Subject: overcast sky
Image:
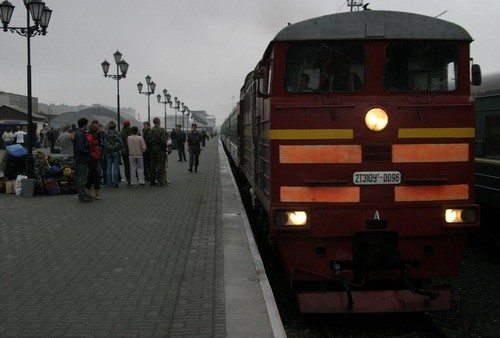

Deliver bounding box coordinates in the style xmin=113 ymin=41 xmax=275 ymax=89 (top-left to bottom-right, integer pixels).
xmin=1 ymin=0 xmax=499 ymax=125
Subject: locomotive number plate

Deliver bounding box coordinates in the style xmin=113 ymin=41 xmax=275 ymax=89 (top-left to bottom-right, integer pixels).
xmin=353 ymin=171 xmax=401 ymax=185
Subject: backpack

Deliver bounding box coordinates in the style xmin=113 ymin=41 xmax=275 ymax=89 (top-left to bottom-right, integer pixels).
xmin=105 ymin=131 xmax=122 ymax=152
xmin=45 ymin=178 xmax=60 ymax=195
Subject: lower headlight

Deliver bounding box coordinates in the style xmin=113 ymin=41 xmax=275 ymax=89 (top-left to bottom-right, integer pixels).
xmin=275 ymin=211 xmax=308 ymax=226
xmin=445 ymin=208 xmax=477 ymax=224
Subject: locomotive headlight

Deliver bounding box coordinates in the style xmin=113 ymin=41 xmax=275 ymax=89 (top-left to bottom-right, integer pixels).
xmin=445 ymin=208 xmax=477 ymax=224
xmin=365 ymin=108 xmax=389 ymax=132
xmin=275 ymin=211 xmax=308 ymax=227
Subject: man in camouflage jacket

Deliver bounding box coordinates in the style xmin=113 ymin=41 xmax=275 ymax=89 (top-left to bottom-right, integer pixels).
xmin=148 ymin=117 xmax=167 ymax=186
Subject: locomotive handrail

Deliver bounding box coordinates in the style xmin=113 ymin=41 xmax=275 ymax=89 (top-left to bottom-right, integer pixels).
xmin=475 ymin=173 xmax=500 ymax=180
xmin=304 ymin=180 xmax=349 ymax=187
xmin=474 ymin=184 xmax=500 ymax=192
xmin=403 ymin=178 xmax=448 ymax=186
xmin=275 ymin=104 xmax=355 ymax=109
xmin=475 ymin=157 xmax=500 ymax=165
xmin=397 ymin=103 xmax=472 ymax=109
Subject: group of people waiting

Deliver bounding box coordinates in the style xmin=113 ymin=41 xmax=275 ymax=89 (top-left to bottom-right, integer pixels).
xmin=73 ymin=117 xmax=207 ymax=203
xmin=2 ymin=126 xmax=28 ymax=147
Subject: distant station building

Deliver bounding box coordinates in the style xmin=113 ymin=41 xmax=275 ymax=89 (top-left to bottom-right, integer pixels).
xmin=0 ymin=91 xmax=48 ymax=148
xmin=0 ymin=91 xmax=39 ymax=112
xmin=49 ymin=106 xmax=140 ymax=129
xmin=191 ymin=110 xmax=216 ymax=135
xmin=39 ymin=103 xmax=138 ymax=129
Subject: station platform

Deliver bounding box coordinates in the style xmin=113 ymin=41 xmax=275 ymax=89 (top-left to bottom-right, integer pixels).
xmin=0 ymin=137 xmax=286 ymax=337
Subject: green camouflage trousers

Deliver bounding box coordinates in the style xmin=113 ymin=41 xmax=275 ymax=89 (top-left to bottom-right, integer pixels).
xmin=149 ymin=148 xmax=166 ymax=184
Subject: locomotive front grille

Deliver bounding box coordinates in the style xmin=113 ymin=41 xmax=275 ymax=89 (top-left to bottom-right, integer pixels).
xmin=362 ymin=145 xmax=392 ymax=162
xmin=352 ymin=231 xmax=401 ymax=282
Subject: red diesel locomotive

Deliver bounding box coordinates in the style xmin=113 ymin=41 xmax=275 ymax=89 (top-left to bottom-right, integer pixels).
xmin=221 ymin=10 xmax=482 ymax=313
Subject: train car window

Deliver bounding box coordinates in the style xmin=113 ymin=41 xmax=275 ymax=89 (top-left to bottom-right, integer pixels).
xmin=384 ymin=42 xmax=459 ymax=92
xmin=285 ymin=44 xmax=365 ymax=93
xmin=256 ymin=60 xmax=272 ymax=97
xmin=485 ymin=116 xmax=500 ymax=158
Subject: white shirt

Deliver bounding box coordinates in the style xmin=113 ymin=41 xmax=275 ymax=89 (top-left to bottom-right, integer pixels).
xmin=2 ymin=131 xmax=14 ymax=142
xmin=14 ymin=130 xmax=27 ymax=143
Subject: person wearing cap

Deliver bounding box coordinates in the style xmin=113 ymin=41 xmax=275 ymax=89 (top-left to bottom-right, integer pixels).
xmin=120 ymin=120 xmax=132 ymax=185
xmin=187 ymin=122 xmax=202 ymax=172
xmin=176 ymin=124 xmax=187 ymax=162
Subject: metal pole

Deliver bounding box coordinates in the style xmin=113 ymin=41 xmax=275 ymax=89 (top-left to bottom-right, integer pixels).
xmin=147 ymin=84 xmax=151 ymax=124
xmin=164 ymin=103 xmax=167 ymax=132
xmin=25 ymin=7 xmax=34 ymax=178
xmin=116 ymin=62 xmax=121 ymax=131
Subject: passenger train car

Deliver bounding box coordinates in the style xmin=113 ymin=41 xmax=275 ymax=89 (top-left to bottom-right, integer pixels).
xmin=473 ymin=72 xmax=500 ymax=209
xmin=221 ymin=10 xmax=481 ymax=313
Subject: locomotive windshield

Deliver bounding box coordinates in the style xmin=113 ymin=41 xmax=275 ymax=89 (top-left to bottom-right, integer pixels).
xmin=384 ymin=42 xmax=459 ymax=92
xmin=285 ymin=44 xmax=365 ymax=93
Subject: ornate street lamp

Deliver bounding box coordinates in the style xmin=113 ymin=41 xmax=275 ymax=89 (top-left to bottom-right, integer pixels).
xmin=182 ymin=104 xmax=190 ymax=135
xmin=101 ymin=50 xmax=129 ymax=131
xmin=157 ymin=88 xmax=172 ymax=132
xmin=0 ymin=0 xmax=53 ymax=178
xmin=180 ymin=102 xmax=185 ymax=131
xmin=137 ymin=75 xmax=156 ymax=124
xmin=173 ymin=96 xmax=180 ymax=127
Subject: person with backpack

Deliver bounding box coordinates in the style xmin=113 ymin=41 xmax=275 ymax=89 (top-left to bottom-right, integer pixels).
xmin=104 ymin=121 xmax=123 ymax=187
xmin=74 ymin=118 xmax=92 ymax=203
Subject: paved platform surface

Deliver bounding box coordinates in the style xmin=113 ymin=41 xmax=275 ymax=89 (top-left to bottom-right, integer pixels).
xmin=0 ymin=137 xmax=285 ymax=337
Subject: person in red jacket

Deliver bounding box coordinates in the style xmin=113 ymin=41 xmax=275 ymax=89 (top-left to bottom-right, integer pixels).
xmin=85 ymin=121 xmax=102 ymax=200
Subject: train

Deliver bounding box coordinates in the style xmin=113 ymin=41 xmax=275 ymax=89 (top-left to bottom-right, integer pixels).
xmin=473 ymin=72 xmax=500 ymax=209
xmin=221 ymin=10 xmax=482 ymax=313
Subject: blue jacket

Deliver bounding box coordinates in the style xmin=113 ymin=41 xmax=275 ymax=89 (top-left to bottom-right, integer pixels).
xmin=74 ymin=128 xmax=91 ymax=164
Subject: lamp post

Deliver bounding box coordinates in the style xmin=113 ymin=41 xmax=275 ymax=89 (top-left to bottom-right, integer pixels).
xmin=182 ymin=104 xmax=190 ymax=134
xmin=180 ymin=102 xmax=186 ymax=132
xmin=186 ymin=109 xmax=191 ymax=133
xmin=101 ymin=50 xmax=129 ymax=131
xmin=137 ymin=75 xmax=156 ymax=124
xmin=157 ymin=89 xmax=172 ymax=132
xmin=0 ymin=0 xmax=52 ymax=178
xmin=173 ymin=96 xmax=181 ymax=127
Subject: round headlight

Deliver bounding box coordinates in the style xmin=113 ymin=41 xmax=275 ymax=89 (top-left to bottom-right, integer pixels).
xmin=365 ymin=108 xmax=389 ymax=132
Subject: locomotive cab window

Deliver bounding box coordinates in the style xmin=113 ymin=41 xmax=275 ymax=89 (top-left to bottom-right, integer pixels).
xmin=285 ymin=44 xmax=365 ymax=93
xmin=384 ymin=42 xmax=459 ymax=92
